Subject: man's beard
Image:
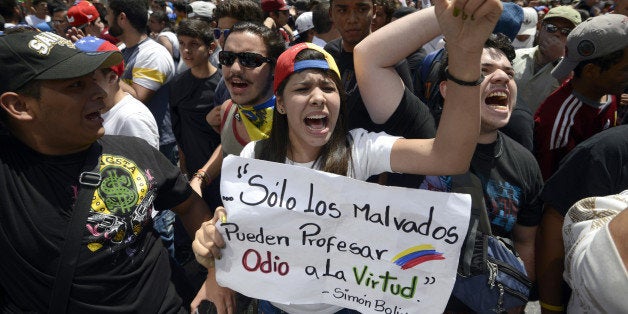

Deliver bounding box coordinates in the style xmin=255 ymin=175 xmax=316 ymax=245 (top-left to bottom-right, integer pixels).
xmin=108 ymin=21 xmax=123 ymax=38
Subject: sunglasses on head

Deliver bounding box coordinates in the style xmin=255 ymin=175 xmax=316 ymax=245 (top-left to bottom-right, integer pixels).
xmin=543 ymin=23 xmax=572 ymax=36
xmin=213 ymin=28 xmax=230 ymax=39
xmin=218 ymin=51 xmax=273 ymax=68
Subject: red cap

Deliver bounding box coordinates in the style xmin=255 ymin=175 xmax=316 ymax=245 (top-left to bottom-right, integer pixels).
xmin=273 ymin=43 xmax=340 ymax=94
xmin=74 ymin=36 xmax=124 ymax=77
xmin=67 ymin=1 xmax=100 ymax=28
xmin=261 ymin=0 xmax=289 ymax=12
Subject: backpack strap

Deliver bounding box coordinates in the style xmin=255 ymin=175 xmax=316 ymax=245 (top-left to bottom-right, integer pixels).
xmin=450 ymin=172 xmax=492 ymax=276
xmin=48 ymin=143 xmax=102 ymax=313
xmin=220 ymin=100 xmax=234 ymax=133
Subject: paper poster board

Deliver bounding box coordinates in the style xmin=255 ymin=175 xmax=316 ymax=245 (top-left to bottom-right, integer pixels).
xmin=215 ymin=155 xmax=471 ymax=313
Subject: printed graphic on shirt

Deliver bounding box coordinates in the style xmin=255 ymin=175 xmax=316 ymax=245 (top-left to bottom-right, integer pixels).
xmin=484 ymin=179 xmax=521 ymax=233
xmin=85 ymin=154 xmax=156 ymax=254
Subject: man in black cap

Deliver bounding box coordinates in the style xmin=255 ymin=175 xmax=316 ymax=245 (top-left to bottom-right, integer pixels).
xmin=0 ymin=30 xmax=211 ymax=312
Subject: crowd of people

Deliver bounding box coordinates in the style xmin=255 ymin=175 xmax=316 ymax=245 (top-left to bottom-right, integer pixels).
xmin=0 ymin=0 xmax=626 ymax=312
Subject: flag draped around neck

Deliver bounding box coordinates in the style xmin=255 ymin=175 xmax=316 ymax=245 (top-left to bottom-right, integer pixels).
xmin=237 ymin=96 xmax=275 ymax=141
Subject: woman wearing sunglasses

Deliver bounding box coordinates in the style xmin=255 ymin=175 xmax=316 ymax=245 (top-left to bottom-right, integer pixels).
xmin=189 ymin=22 xmax=285 ymax=197
xmin=191 ymin=0 xmax=504 ymax=312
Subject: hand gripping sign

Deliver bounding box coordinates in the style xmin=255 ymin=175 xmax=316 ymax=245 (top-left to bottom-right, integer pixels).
xmin=216 ymin=155 xmax=471 ymax=313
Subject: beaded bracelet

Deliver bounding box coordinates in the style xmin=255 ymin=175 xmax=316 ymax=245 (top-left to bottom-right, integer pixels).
xmin=445 ymin=66 xmax=485 ymax=86
xmin=191 ymin=170 xmax=212 ymax=187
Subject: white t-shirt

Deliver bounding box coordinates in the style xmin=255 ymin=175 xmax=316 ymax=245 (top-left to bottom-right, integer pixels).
xmin=158 ymin=30 xmax=180 ymax=61
xmin=240 ymin=128 xmax=399 ymax=313
xmin=563 ymin=190 xmax=628 ymax=313
xmin=102 ymin=94 xmax=160 ymax=149
xmin=25 ymin=14 xmax=50 ymax=27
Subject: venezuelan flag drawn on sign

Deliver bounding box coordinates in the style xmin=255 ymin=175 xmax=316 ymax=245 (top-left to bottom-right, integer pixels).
xmin=392 ymin=244 xmax=445 ymax=270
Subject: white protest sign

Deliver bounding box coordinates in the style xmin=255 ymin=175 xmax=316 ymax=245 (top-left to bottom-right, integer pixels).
xmin=216 ymin=155 xmax=471 ymax=313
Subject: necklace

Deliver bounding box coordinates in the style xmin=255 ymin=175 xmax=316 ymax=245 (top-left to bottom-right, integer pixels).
xmin=475 ymin=133 xmax=504 ymax=160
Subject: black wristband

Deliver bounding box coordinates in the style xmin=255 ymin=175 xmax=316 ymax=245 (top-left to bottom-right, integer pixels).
xmin=445 ymin=67 xmax=484 ymax=86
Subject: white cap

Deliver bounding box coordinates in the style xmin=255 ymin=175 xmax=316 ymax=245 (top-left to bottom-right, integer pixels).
xmin=518 ymin=7 xmax=538 ymax=36
xmin=189 ymin=1 xmax=216 ymax=20
xmin=295 ymin=12 xmax=314 ymax=34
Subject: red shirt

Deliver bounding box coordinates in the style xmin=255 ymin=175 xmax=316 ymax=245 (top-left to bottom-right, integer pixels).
xmin=534 ymin=80 xmax=618 ymax=180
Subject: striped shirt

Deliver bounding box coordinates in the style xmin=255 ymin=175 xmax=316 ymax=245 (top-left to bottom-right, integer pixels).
xmin=534 ymin=80 xmax=618 ymax=180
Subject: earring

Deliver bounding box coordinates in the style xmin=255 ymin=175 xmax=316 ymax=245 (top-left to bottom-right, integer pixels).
xmin=277 ymin=107 xmax=285 ymax=114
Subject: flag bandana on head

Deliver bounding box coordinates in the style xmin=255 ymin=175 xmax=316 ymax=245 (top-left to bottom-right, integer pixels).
xmin=237 ymin=96 xmax=275 ymax=141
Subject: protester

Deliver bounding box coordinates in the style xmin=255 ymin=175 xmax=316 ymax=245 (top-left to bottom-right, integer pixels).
xmin=0 ymin=0 xmax=24 ymax=29
xmin=357 ymin=2 xmax=542 ymax=304
xmin=74 ymin=36 xmax=159 ymax=149
xmin=191 ymin=22 xmax=285 ymax=195
xmin=0 ymin=30 xmax=211 ymax=312
xmin=371 ymin=0 xmax=397 ymax=32
xmin=311 ymin=0 xmax=339 ymax=46
xmin=66 ymin=0 xmax=106 ymax=38
xmin=418 ymin=30 xmax=543 ymax=265
xmin=261 ymin=0 xmax=293 ymax=44
xmin=24 ymin=0 xmax=49 ymax=26
xmin=536 ymin=124 xmax=628 ymax=313
xmin=148 ymin=10 xmax=180 ymax=67
xmin=291 ymin=11 xmax=315 ymax=45
xmin=170 ymin=18 xmax=222 ymax=209
xmin=513 ymin=7 xmax=538 ymax=49
xmin=191 ymin=0 xmax=504 ymax=312
xmin=49 ymin=2 xmax=67 ymax=31
xmin=512 ymin=6 xmax=581 ymax=114
xmin=562 ymin=189 xmax=628 ymax=313
xmin=106 ymin=0 xmax=176 ymax=161
xmin=326 ymin=0 xmax=432 ymax=189
xmin=534 ymin=13 xmax=626 ymax=180
xmin=211 ymin=0 xmax=265 ymax=108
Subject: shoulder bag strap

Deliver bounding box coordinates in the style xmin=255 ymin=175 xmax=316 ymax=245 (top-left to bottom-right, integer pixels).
xmin=48 ymin=143 xmax=102 ymax=314
xmin=451 ymin=171 xmax=493 ymax=275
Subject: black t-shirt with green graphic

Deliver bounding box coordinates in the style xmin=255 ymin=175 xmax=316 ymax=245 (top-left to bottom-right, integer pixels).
xmin=0 ymin=134 xmax=191 ymax=313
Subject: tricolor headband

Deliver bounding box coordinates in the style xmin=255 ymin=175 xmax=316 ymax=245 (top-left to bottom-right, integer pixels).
xmin=273 ymin=42 xmax=341 ymax=94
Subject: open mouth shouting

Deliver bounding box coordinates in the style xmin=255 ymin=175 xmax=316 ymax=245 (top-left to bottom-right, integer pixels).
xmin=304 ymin=113 xmax=329 ymax=134
xmin=484 ymin=90 xmax=509 ymax=111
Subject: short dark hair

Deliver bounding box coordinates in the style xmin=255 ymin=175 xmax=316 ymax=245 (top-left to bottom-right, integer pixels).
xmin=312 ymin=1 xmax=332 ymax=34
xmin=47 ymin=1 xmax=67 ymax=16
xmin=391 ymin=6 xmax=416 ymax=19
xmin=176 ymin=18 xmax=214 ymax=46
xmin=32 ymin=0 xmax=46 ymax=7
xmin=373 ymin=0 xmax=398 ymax=24
xmin=172 ymin=0 xmax=192 ymax=13
xmin=214 ymin=0 xmax=264 ymax=24
xmin=573 ymin=48 xmax=625 ymax=78
xmin=439 ymin=33 xmax=515 ymax=83
xmin=0 ymin=0 xmax=19 ymax=20
xmin=150 ymin=10 xmax=171 ymax=30
xmin=227 ymin=21 xmax=286 ymax=64
xmin=108 ymin=0 xmax=148 ymax=34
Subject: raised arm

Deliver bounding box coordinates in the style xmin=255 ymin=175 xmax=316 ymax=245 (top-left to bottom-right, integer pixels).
xmin=354 ymin=7 xmax=441 ymax=123
xmin=383 ymin=0 xmax=502 ymax=175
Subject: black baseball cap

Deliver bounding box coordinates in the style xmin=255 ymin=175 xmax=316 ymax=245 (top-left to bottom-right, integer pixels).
xmin=0 ymin=31 xmax=123 ymax=94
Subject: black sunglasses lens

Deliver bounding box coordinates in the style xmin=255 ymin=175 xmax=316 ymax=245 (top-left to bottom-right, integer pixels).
xmin=219 ymin=51 xmax=236 ymax=66
xmin=239 ymin=53 xmax=265 ymax=68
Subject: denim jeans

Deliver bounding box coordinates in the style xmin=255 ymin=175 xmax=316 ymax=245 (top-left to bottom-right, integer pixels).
xmin=153 ymin=209 xmax=176 ymax=258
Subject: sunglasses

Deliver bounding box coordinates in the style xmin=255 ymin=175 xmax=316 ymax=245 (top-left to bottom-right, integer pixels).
xmin=543 ymin=23 xmax=572 ymax=36
xmin=218 ymin=51 xmax=273 ymax=68
xmin=213 ymin=28 xmax=230 ymax=39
